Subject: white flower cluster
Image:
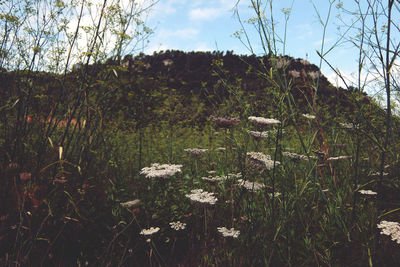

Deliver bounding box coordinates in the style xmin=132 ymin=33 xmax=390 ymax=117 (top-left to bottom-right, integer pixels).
xmin=248 ymin=130 xmax=269 ymax=140
xmin=302 ymin=113 xmax=316 ymax=120
xmin=184 ymin=148 xmax=208 ymax=155
xmin=247 ymin=152 xmax=280 ymax=170
xmin=377 ymin=220 xmax=400 ymax=244
xmin=202 ymin=171 xmax=242 ymax=183
xmin=358 ymin=189 xmax=377 ymax=195
xmin=185 ymin=189 xmax=218 ymax=205
xmin=140 ymin=163 xmax=182 ymax=179
xmin=327 ymin=155 xmax=352 ymax=161
xmin=248 ymin=116 xmax=281 ymax=126
xmin=217 ymin=226 xmax=240 ymax=238
xmin=120 ymin=199 xmax=141 ymax=208
xmin=282 ymin=151 xmax=315 ymax=161
xmin=370 ymin=171 xmax=389 ymax=177
xmin=237 ymin=179 xmax=265 ymax=192
xmin=140 ymin=227 xmax=160 ymax=236
xmin=339 ymin=122 xmax=357 ymax=129
xmin=202 ymin=175 xmax=227 ymax=183
xmin=268 ymin=192 xmax=281 ymax=198
xmin=169 ymin=221 xmax=186 ymax=231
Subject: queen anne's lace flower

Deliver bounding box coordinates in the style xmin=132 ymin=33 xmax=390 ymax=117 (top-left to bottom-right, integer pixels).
xmin=248 ymin=130 xmax=269 ymax=140
xmin=302 ymin=113 xmax=316 ymax=120
xmin=217 ymin=226 xmax=240 ymax=238
xmin=247 ymin=152 xmax=280 ymax=170
xmin=248 ymin=116 xmax=281 ymax=125
xmin=339 ymin=122 xmax=357 ymax=129
xmin=327 ymin=155 xmax=352 ymax=161
xmin=169 ymin=221 xmax=186 ymax=231
xmin=268 ymin=192 xmax=281 ymax=198
xmin=358 ymin=189 xmax=377 ymax=195
xmin=184 ymin=148 xmax=208 ymax=155
xmin=237 ymin=179 xmax=265 ymax=192
xmin=202 ymin=175 xmax=227 ymax=183
xmin=140 ymin=227 xmax=160 ymax=236
xmin=211 ymin=116 xmax=240 ymax=128
xmin=282 ymin=151 xmax=316 ymax=161
xmin=186 ymin=189 xmax=217 ymax=205
xmin=140 ymin=163 xmax=182 ymax=179
xmin=377 ymin=220 xmax=400 ymax=244
xmin=120 ymin=199 xmax=141 ymax=208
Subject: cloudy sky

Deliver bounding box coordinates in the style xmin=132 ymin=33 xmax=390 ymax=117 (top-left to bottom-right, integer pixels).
xmin=143 ymin=0 xmax=366 ymax=88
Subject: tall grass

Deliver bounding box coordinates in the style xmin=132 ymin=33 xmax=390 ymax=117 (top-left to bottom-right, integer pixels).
xmin=1 ymin=0 xmax=400 ymax=266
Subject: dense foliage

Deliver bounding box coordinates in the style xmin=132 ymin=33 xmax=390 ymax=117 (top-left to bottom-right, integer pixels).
xmin=1 ymin=51 xmax=400 ymax=266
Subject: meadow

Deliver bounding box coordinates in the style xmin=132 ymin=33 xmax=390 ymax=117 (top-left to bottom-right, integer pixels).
xmin=1 ymin=0 xmax=400 ymax=266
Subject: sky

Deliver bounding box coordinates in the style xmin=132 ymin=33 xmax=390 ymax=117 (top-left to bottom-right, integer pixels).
xmin=143 ymin=0 xmax=354 ymax=87
xmin=141 ymin=0 xmax=397 ymax=95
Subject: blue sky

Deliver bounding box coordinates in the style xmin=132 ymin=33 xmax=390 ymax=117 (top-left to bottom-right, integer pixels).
xmin=144 ymin=0 xmax=362 ymax=87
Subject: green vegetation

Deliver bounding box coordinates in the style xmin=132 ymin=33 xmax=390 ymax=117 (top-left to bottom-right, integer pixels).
xmin=1 ymin=0 xmax=400 ymax=266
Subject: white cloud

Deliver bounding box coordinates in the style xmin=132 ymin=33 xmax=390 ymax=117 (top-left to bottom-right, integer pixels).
xmin=189 ymin=7 xmax=224 ymax=21
xmin=313 ymin=37 xmax=333 ymax=47
xmin=295 ymin=24 xmax=313 ymax=40
xmin=194 ymin=42 xmax=213 ymax=52
xmin=145 ymin=43 xmax=170 ymax=54
xmin=158 ymin=28 xmax=199 ymax=40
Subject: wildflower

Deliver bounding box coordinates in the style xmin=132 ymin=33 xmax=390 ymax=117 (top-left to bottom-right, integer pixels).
xmin=169 ymin=221 xmax=186 ymax=231
xmin=247 ymin=130 xmax=269 ymax=140
xmin=215 ymin=147 xmax=226 ymax=152
xmin=370 ymin=171 xmax=389 ymax=177
xmin=217 ymin=226 xmax=240 ymax=238
xmin=120 ymin=199 xmax=141 ymax=208
xmin=302 ymin=113 xmax=316 ymax=120
xmin=268 ymin=192 xmax=281 ymax=198
xmin=210 ymin=116 xmax=240 ymax=128
xmin=247 ymin=152 xmax=280 ymax=170
xmin=140 ymin=163 xmax=182 ymax=179
xmin=248 ymin=116 xmax=281 ymax=126
xmin=358 ymin=189 xmax=377 ymax=195
xmin=140 ymin=227 xmax=160 ymax=236
xmin=208 ymin=170 xmax=216 ymax=175
xmin=19 ymin=172 xmax=31 ymax=181
xmin=327 ymin=155 xmax=352 ymax=161
xmin=184 ymin=148 xmax=208 ymax=155
xmin=288 ymin=70 xmax=301 ymax=78
xmin=377 ymin=220 xmax=400 ymax=244
xmin=227 ymin=172 xmax=242 ymax=179
xmin=282 ymin=151 xmax=315 ymax=161
xmin=339 ymin=122 xmax=356 ymax=129
xmin=237 ymin=179 xmax=265 ymax=192
xmin=185 ymin=189 xmax=217 ymax=205
xmin=202 ymin=175 xmax=227 ymax=183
